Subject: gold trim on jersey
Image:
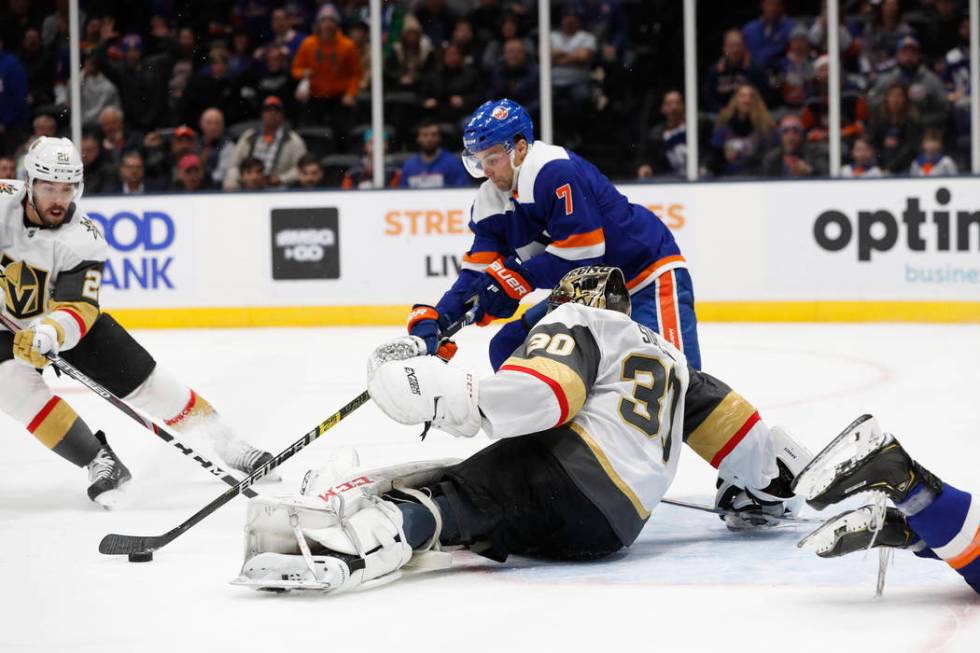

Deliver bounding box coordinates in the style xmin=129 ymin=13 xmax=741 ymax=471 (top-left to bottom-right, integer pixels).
xmin=500 ymin=355 xmax=587 ymax=422
xmin=568 ymin=421 xmax=651 ymax=520
xmin=686 ymin=390 xmax=757 ymax=465
xmin=49 ymin=299 xmax=100 ymax=334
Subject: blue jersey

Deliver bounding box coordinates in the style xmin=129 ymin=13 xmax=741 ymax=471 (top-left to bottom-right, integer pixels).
xmin=436 ymin=142 xmax=685 ymax=321
xmin=399 ymin=150 xmax=471 ymax=189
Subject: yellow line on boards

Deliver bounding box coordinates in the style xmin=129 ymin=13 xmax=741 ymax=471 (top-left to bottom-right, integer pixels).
xmin=105 ymin=302 xmax=980 ymax=329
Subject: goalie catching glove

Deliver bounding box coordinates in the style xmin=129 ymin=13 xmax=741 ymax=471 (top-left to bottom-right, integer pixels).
xmin=367 ymin=338 xmax=482 ymax=438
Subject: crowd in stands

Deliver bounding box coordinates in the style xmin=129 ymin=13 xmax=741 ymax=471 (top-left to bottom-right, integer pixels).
xmin=0 ymin=0 xmax=974 ymax=194
xmin=638 ymin=0 xmax=974 ymax=180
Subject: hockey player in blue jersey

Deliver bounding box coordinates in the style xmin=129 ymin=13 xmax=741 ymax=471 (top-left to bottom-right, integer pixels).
xmin=406 ymin=98 xmax=701 ymax=371
xmin=794 ymin=414 xmax=979 ymax=594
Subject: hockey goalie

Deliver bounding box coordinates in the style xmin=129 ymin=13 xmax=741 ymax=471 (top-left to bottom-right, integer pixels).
xmin=233 ymin=266 xmax=812 ymax=593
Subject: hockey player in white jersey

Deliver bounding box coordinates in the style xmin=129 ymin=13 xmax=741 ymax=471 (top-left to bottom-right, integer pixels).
xmin=234 ymin=266 xmax=811 ymax=593
xmin=0 ymin=137 xmax=273 ymax=504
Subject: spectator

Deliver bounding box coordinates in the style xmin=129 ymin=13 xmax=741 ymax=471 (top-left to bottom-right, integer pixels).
xmin=551 ymin=5 xmax=597 ymax=144
xmin=0 ymin=37 xmax=29 ymax=155
xmin=40 ymin=1 xmax=69 ymax=49
xmin=18 ymin=27 xmax=56 ymax=110
xmin=80 ymin=54 xmax=121 ymax=130
xmin=384 ymin=14 xmax=435 ymax=94
xmin=481 ymin=13 xmax=534 ymax=74
xmin=238 ymin=156 xmax=268 ymax=190
xmin=807 ymin=1 xmax=859 ymax=61
xmin=144 ymin=124 xmax=198 ymax=189
xmin=259 ymin=8 xmax=306 ymax=60
xmin=346 ymin=18 xmax=372 ymax=97
xmin=33 ymin=114 xmax=58 ymax=139
xmin=868 ymin=36 xmax=949 ymax=129
xmin=741 ymin=0 xmax=796 ymax=72
xmin=227 ymin=30 xmax=254 ymax=80
xmin=761 ymin=114 xmax=827 ymax=178
xmin=167 ymin=27 xmax=199 ymax=122
xmin=182 ymin=48 xmax=247 ymax=126
xmin=636 ymin=90 xmax=701 ymax=179
xmin=422 ymin=45 xmax=483 ymax=124
xmin=399 ymin=120 xmax=470 ymax=189
xmin=706 ymin=84 xmax=776 ymax=177
xmin=172 ymin=153 xmax=215 ymax=191
xmin=80 ymin=133 xmax=115 ymax=194
xmin=703 ymin=29 xmax=767 ymax=113
xmin=489 ymin=38 xmax=540 ymax=115
xmin=105 ymin=149 xmax=161 ymax=194
xmin=861 ymin=0 xmax=912 ymax=79
xmin=414 ymin=0 xmax=459 ymax=49
xmin=199 ymin=108 xmax=235 ymax=187
xmin=225 ymin=96 xmax=307 ymax=190
xmin=919 ymin=0 xmax=964 ymax=62
xmin=0 ymin=155 xmax=17 ymax=179
xmin=801 ymin=55 xmax=869 ymax=144
xmin=841 ymin=136 xmax=884 ymax=178
xmin=910 ymin=127 xmax=958 ymax=177
xmin=292 ymin=5 xmax=361 ymax=147
xmin=289 ymin=153 xmax=325 ymax=189
xmin=247 ymin=45 xmax=297 ymax=119
xmin=342 ymin=129 xmax=401 ymax=189
xmin=98 ymin=106 xmax=142 ymax=166
xmin=80 ymin=17 xmax=103 ymax=57
xmin=575 ymin=0 xmax=631 ymax=56
xmin=867 ymin=82 xmax=921 ymax=174
xmin=450 ymin=18 xmax=483 ymax=68
xmin=95 ymin=24 xmax=171 ymax=133
xmin=942 ymin=15 xmax=971 ymax=154
xmin=469 ymin=0 xmax=505 ymax=44
xmin=779 ymin=25 xmax=815 ymax=110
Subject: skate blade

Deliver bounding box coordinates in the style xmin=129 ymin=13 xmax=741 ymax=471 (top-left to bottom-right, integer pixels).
xmin=229 ymin=576 xmax=332 ymax=592
xmin=792 ymin=414 xmax=884 ymax=500
xmin=798 ymin=505 xmax=880 ymax=555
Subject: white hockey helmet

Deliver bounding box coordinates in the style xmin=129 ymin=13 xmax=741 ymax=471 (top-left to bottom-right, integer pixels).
xmin=24 ymin=136 xmax=85 ymax=203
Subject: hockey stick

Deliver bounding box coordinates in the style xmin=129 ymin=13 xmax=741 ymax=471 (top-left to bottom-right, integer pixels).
xmin=661 ymin=497 xmax=822 ymax=524
xmin=99 ymin=311 xmax=475 ymax=557
xmin=0 ymin=310 xmax=258 ymax=499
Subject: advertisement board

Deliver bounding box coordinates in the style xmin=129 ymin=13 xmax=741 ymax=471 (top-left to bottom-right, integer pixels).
xmin=78 ymin=176 xmax=980 ymax=328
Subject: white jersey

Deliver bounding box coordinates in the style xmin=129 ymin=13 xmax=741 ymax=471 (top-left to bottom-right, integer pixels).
xmin=0 ymin=180 xmax=107 ymax=350
xmin=478 ymin=302 xmax=776 ymax=545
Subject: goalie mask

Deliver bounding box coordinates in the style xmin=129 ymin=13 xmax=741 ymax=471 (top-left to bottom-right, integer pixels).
xmin=547 ymin=266 xmax=631 ymax=316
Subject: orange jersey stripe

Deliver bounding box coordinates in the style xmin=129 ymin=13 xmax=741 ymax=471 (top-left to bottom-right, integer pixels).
xmin=626 ymin=255 xmax=686 ymax=290
xmin=947 ymin=525 xmax=980 ymax=570
xmin=462 ymin=251 xmax=500 ymax=264
xmin=657 ymin=271 xmax=681 ymax=350
xmin=549 ymin=227 xmax=605 ymax=249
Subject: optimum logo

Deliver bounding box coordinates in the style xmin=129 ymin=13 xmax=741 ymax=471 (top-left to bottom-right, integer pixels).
xmin=814 ymin=187 xmax=980 ymax=261
xmin=271 ymin=208 xmax=340 ymax=280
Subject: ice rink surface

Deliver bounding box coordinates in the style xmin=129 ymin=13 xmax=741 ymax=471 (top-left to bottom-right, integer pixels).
xmin=1 ymin=321 xmax=978 ymax=653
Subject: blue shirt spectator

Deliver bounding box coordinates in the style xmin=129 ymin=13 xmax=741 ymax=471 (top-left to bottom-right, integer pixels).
xmin=0 ymin=44 xmax=28 ymax=135
xmin=399 ymin=122 xmax=470 ymax=189
xmin=742 ymin=0 xmax=796 ymax=72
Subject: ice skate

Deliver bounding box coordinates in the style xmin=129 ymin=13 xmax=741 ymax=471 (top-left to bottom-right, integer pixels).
xmin=792 ymin=414 xmax=942 ymax=511
xmin=213 ymin=436 xmax=280 ymax=482
xmin=87 ymin=432 xmax=132 ymax=509
xmin=799 ymin=506 xmax=920 ymax=557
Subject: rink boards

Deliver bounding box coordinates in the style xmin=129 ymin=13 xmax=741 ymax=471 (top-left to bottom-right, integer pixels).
xmin=81 ymin=176 xmax=980 ymax=328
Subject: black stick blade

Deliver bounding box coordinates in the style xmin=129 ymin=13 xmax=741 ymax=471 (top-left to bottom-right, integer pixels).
xmin=99 ymin=533 xmax=168 ymax=555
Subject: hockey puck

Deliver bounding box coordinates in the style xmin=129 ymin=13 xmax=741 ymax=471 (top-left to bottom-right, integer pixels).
xmin=128 ymin=552 xmax=153 ymax=563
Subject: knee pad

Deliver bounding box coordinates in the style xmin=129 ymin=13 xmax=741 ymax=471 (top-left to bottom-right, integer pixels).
xmin=0 ymin=360 xmax=54 ymax=423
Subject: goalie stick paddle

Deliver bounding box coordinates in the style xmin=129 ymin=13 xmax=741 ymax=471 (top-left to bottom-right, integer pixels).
xmin=98 ymin=311 xmax=475 ymax=557
xmin=0 ymin=311 xmax=256 ymax=499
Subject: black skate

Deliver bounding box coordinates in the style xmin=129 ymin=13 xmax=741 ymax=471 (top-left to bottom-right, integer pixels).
xmin=87 ymin=431 xmax=132 ymax=508
xmin=798 ymin=506 xmax=919 ymax=557
xmin=221 ymin=441 xmax=278 ymax=480
xmin=791 ymin=414 xmax=943 ymax=511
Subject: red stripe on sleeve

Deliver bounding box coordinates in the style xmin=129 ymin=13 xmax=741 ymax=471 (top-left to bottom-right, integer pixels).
xmin=27 ymin=397 xmax=61 ymax=433
xmin=57 ymin=308 xmax=89 ymax=338
xmin=710 ymin=411 xmax=761 ymax=468
xmin=657 ymin=271 xmax=680 ymax=350
xmin=499 ymin=364 xmax=569 ymax=427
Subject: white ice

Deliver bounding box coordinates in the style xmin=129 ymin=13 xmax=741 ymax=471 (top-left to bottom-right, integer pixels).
xmin=1 ymin=323 xmax=978 ymax=653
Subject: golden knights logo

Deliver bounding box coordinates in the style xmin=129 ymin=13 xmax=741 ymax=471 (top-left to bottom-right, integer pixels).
xmin=0 ymin=183 xmax=15 ymax=195
xmin=0 ymin=254 xmax=50 ymax=319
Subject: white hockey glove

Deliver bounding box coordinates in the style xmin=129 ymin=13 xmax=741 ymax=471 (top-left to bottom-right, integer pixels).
xmin=12 ymin=319 xmax=61 ymax=368
xmin=367 ymin=355 xmax=482 ymax=438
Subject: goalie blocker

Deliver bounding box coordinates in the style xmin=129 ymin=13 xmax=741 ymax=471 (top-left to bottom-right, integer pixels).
xmin=235 ymin=266 xmax=811 ymax=593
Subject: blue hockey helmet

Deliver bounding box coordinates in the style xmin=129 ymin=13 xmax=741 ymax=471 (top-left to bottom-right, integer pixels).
xmin=461 ymin=99 xmax=535 ymax=178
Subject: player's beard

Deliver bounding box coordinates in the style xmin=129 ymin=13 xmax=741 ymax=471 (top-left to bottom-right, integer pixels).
xmin=37 ymin=201 xmax=71 ymax=228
